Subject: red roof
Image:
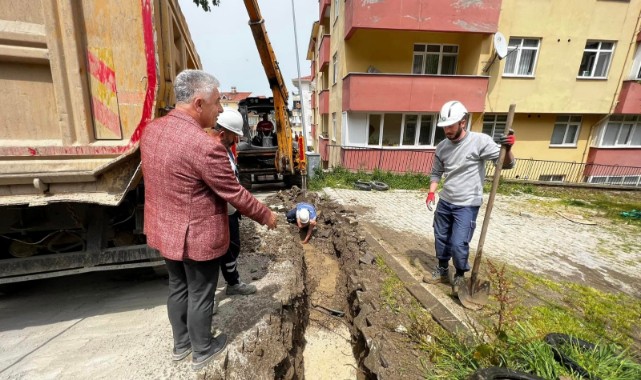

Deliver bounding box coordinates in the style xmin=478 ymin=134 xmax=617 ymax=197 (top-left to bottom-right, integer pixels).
xmin=221 ymin=91 xmax=252 ymax=102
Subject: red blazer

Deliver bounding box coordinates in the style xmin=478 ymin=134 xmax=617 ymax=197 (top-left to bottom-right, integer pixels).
xmin=141 ymin=110 xmax=271 ymax=261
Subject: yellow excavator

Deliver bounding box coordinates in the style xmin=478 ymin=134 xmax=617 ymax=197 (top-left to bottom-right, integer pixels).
xmin=236 ymin=0 xmax=306 ymax=189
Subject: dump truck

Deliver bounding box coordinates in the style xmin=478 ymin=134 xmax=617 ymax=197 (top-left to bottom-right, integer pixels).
xmin=0 ymin=0 xmax=199 ymax=283
xmin=236 ymin=0 xmax=306 ymax=190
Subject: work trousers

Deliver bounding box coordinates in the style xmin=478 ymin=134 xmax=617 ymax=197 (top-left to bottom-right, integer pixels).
xmin=220 ymin=212 xmax=241 ymax=286
xmin=165 ymin=257 xmax=220 ymax=358
xmin=433 ymin=199 xmax=480 ymax=272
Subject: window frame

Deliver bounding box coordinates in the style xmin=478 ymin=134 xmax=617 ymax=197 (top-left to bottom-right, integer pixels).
xmin=412 ymin=43 xmax=459 ymax=75
xmin=482 ymin=114 xmax=508 ymax=139
xmin=550 ymin=115 xmax=581 ymax=147
xmin=333 ymin=0 xmax=339 ymax=21
xmin=332 ymin=53 xmax=338 ymax=85
xmin=331 ymin=112 xmax=337 ymax=142
xmin=577 ymin=40 xmax=615 ymax=79
xmin=365 ymin=113 xmax=438 ymax=147
xmin=600 ymin=115 xmax=641 ymax=147
xmin=502 ymin=37 xmax=541 ymax=77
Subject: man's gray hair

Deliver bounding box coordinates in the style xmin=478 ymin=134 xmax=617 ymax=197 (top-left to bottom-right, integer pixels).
xmin=174 ymin=70 xmax=220 ymax=104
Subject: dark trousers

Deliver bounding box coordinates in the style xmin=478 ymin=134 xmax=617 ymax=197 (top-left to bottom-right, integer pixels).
xmin=220 ymin=212 xmax=241 ymax=286
xmin=433 ymin=200 xmax=480 ymax=272
xmin=286 ymin=208 xmax=297 ymax=224
xmin=165 ymin=257 xmax=220 ymax=358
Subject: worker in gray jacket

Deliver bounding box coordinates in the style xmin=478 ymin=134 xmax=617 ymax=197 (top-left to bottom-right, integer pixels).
xmin=424 ymin=100 xmax=515 ymax=294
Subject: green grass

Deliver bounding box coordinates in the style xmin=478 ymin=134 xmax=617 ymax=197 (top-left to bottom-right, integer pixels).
xmin=372 ymin=257 xmax=641 ymax=380
xmin=308 ymin=166 xmax=429 ymax=191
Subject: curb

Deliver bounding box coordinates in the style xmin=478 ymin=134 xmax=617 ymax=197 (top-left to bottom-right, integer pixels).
xmin=362 ymin=225 xmax=477 ymax=342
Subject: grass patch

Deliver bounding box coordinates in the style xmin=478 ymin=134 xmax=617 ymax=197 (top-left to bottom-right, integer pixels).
xmin=309 ymin=166 xmax=429 ymax=191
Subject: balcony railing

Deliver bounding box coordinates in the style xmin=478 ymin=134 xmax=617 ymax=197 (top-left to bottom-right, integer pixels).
xmin=319 ymin=35 xmax=330 ymax=71
xmin=321 ymin=144 xmax=641 ymax=188
xmin=319 ymin=0 xmax=330 ymax=20
xmin=342 ymin=73 xmax=488 ymax=113
xmin=318 ymin=90 xmax=329 ymax=114
xmin=614 ymin=80 xmax=641 ymax=114
xmin=344 ymin=0 xmax=501 ymax=39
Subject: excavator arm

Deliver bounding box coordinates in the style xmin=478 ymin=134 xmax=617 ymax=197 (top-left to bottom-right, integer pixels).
xmin=243 ymin=0 xmax=305 ymax=175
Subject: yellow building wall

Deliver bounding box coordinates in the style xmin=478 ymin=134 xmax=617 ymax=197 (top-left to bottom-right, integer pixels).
xmin=329 ymin=0 xmax=345 ymax=148
xmin=469 ymin=114 xmax=599 ymax=162
xmin=344 ymin=29 xmax=490 ymax=75
xmin=488 ymin=0 xmax=641 ymax=114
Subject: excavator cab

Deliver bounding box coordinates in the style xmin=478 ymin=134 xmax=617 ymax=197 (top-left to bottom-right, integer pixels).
xmin=236 ymin=97 xmax=301 ymax=189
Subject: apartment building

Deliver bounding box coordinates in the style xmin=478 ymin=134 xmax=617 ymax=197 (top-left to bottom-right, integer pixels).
xmin=307 ymin=0 xmax=641 ymax=186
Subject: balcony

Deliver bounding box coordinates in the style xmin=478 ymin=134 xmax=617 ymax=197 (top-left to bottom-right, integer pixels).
xmin=342 ymin=73 xmax=488 ymax=113
xmin=344 ymin=0 xmax=500 ymax=39
xmin=319 ymin=89 xmax=329 ymax=114
xmin=614 ymin=80 xmax=641 ymax=114
xmin=320 ymin=0 xmax=330 ymax=19
xmin=319 ymin=35 xmax=330 ymax=71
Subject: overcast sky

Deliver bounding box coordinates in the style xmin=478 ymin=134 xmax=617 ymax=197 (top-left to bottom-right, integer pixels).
xmin=177 ymin=0 xmax=318 ymax=99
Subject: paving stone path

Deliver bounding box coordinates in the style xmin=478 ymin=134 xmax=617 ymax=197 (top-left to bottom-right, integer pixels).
xmin=324 ymin=188 xmax=641 ymax=297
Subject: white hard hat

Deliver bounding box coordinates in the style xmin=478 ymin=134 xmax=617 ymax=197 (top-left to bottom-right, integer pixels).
xmin=217 ymin=108 xmax=244 ymax=136
xmin=298 ymin=208 xmax=310 ymax=225
xmin=437 ymin=100 xmax=468 ymax=127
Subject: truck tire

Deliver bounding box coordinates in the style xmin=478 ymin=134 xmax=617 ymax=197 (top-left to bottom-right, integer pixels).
xmin=239 ymin=174 xmax=252 ymax=190
xmin=354 ymin=180 xmax=372 ymax=191
xmin=544 ymin=333 xmax=596 ymax=379
xmin=370 ymin=181 xmax=389 ymax=191
xmin=468 ymin=367 xmax=545 ymax=380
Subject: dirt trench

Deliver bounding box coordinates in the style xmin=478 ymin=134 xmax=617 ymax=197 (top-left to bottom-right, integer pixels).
xmin=202 ymin=188 xmax=426 ymax=379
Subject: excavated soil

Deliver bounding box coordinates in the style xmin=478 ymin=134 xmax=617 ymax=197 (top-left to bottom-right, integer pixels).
xmin=203 ymin=188 xmax=427 ymax=379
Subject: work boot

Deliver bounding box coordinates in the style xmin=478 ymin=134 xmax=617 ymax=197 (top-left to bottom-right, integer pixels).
xmin=192 ymin=333 xmax=228 ymax=371
xmin=172 ymin=345 xmax=192 ymax=361
xmin=226 ymin=282 xmax=257 ymax=296
xmin=423 ymin=266 xmax=449 ymax=284
xmin=451 ymin=275 xmax=465 ymax=295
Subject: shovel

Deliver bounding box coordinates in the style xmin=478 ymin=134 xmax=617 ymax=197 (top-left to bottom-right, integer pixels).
xmin=458 ymin=104 xmax=516 ymax=310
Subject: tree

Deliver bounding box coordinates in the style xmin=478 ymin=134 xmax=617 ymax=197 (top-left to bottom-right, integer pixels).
xmin=192 ymin=0 xmax=220 ymax=12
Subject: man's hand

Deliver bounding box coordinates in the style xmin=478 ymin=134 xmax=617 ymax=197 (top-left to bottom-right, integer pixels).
xmin=426 ymin=192 xmax=436 ymax=211
xmin=495 ymin=129 xmax=515 ymax=150
xmin=266 ymin=211 xmax=278 ymax=230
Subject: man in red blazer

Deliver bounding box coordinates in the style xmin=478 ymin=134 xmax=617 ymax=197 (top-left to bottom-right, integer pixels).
xmin=141 ymin=70 xmax=277 ymax=371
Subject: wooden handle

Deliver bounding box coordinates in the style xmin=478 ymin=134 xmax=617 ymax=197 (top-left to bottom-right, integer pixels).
xmin=469 ymin=104 xmax=516 ymax=283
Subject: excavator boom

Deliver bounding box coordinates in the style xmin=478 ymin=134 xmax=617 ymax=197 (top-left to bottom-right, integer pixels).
xmin=243 ymin=0 xmax=305 ymax=175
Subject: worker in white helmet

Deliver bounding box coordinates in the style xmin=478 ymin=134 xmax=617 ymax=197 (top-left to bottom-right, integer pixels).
xmin=286 ymin=202 xmax=317 ymax=244
xmin=211 ymin=108 xmax=257 ymax=296
xmin=423 ymin=100 xmax=516 ymax=295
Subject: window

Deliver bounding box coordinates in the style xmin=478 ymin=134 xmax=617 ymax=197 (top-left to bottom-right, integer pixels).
xmin=367 ymin=113 xmax=437 ymax=146
xmin=402 ymin=115 xmax=436 ymax=146
xmin=331 ymin=112 xmax=337 ymax=141
xmin=589 ymin=176 xmax=641 ymax=187
xmin=578 ymin=41 xmax=614 ymax=78
xmin=412 ymin=44 xmax=458 ymax=75
xmin=551 ymin=115 xmax=581 ymax=146
xmin=482 ymin=114 xmax=507 ymax=139
xmin=539 ymin=175 xmax=565 ymax=183
xmin=368 ymin=114 xmax=382 ymax=145
xmin=332 ymin=53 xmax=338 ymax=84
xmin=334 ymin=0 xmax=339 ymax=21
xmin=601 ymin=115 xmax=641 ymax=147
xmin=503 ymin=38 xmax=540 ymax=76
xmin=321 ymin=115 xmax=328 ymax=136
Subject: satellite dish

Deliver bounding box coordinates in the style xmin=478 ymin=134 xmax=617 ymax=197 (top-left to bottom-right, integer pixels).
xmin=494 ymin=32 xmax=508 ymax=59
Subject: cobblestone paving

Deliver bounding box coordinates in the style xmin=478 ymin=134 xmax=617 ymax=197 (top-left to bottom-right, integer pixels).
xmin=323 ymin=188 xmax=641 ymax=297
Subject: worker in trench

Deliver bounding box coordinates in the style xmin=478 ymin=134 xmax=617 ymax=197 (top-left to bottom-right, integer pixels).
xmin=423 ymin=100 xmax=515 ymax=295
xmin=141 ymin=69 xmax=277 ymax=371
xmin=286 ymin=202 xmax=317 ymax=244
